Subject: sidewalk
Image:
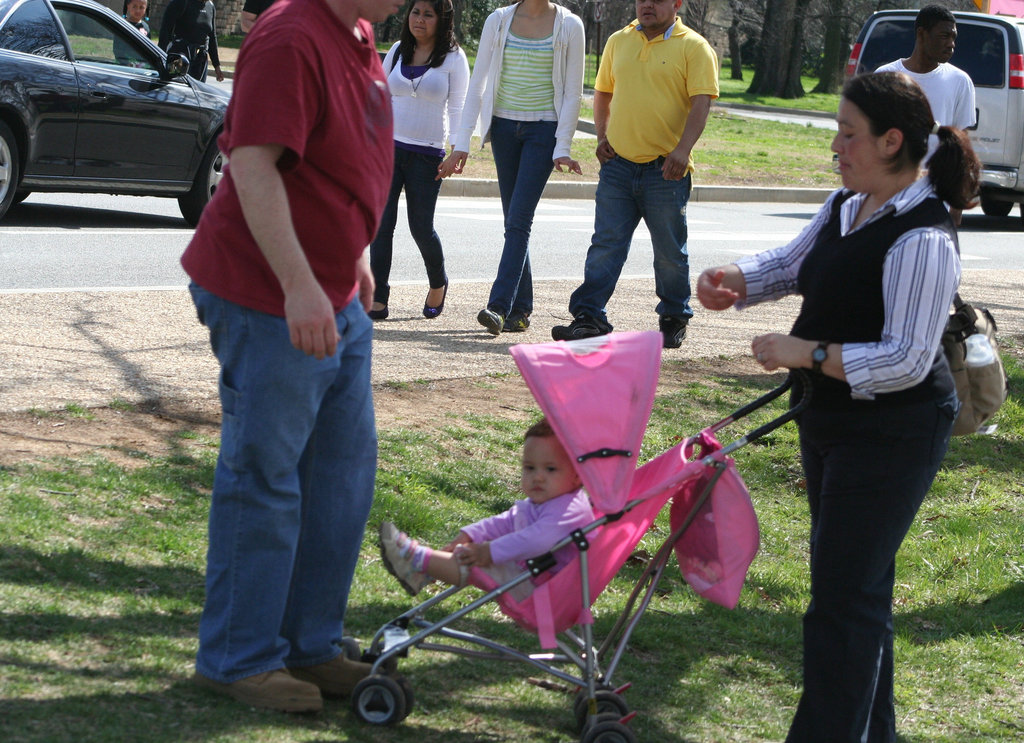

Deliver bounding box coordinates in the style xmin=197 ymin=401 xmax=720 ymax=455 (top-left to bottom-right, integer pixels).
xmin=1 ymin=271 xmax=1021 ymax=413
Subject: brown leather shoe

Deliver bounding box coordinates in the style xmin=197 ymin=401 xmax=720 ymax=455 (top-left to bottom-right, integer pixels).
xmin=192 ymin=669 xmax=323 ymax=713
xmin=289 ymin=654 xmax=373 ymax=698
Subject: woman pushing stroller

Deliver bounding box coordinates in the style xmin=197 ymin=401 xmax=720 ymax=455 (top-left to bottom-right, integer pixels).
xmin=698 ymin=71 xmax=980 ymax=742
xmin=380 ymin=417 xmax=593 ymax=598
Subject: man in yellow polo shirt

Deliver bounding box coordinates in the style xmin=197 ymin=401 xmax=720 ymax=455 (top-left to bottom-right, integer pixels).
xmin=551 ymin=0 xmax=718 ymax=348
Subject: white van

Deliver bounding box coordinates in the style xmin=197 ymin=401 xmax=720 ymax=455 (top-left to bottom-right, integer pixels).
xmin=847 ymin=10 xmax=1024 ymax=224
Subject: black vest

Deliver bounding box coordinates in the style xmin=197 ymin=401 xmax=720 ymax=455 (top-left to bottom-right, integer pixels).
xmin=790 ymin=191 xmax=957 ymax=410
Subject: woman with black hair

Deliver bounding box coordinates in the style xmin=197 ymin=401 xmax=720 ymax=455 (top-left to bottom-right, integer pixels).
xmin=158 ymin=0 xmax=223 ymax=82
xmin=368 ymin=0 xmax=469 ymax=320
xmin=697 ymin=71 xmax=980 ymax=742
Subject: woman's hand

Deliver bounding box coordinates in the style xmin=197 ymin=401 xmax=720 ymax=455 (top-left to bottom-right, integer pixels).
xmin=697 ymin=266 xmax=744 ymax=310
xmin=752 ymin=334 xmax=813 ymax=372
xmin=437 ymin=150 xmax=467 ymax=180
xmin=553 ymin=156 xmax=582 ymax=175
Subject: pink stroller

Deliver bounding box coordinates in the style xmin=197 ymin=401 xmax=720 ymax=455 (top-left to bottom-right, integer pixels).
xmin=351 ymin=332 xmax=809 ymax=742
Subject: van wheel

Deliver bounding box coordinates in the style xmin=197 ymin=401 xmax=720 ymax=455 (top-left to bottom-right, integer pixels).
xmin=0 ymin=120 xmax=21 ymax=222
xmin=178 ymin=139 xmax=224 ymax=227
xmin=980 ymin=194 xmax=1013 ymax=218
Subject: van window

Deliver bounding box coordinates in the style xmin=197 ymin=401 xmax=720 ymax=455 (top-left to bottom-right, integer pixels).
xmin=955 ymin=22 xmax=1005 ymax=88
xmin=859 ymin=19 xmax=915 ymax=76
xmin=860 ymin=17 xmax=1007 ymax=89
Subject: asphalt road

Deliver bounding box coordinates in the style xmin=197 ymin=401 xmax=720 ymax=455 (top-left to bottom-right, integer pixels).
xmin=3 ymin=192 xmax=1023 ymax=292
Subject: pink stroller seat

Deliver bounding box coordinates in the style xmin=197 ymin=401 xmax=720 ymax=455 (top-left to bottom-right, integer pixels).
xmin=468 ymin=333 xmax=761 ymax=647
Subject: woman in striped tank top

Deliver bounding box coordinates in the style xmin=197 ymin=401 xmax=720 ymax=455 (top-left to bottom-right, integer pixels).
xmin=448 ymin=0 xmax=585 ymax=336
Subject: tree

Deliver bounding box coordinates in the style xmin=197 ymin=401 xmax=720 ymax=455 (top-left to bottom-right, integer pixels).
xmin=746 ymin=0 xmax=813 ymax=99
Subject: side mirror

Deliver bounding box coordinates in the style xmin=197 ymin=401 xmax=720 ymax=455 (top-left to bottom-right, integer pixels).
xmin=166 ymin=53 xmax=189 ymax=78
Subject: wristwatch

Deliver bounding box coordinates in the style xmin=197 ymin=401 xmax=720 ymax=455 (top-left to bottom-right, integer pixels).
xmin=811 ymin=341 xmax=829 ymax=374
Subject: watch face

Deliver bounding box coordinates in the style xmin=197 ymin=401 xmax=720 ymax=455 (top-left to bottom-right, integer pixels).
xmin=812 ymin=347 xmax=827 ymax=363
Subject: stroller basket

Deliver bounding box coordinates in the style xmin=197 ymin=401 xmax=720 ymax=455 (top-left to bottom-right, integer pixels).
xmin=353 ymin=332 xmax=810 ymax=739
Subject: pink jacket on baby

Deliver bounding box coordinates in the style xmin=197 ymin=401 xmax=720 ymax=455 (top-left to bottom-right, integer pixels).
xmin=459 ymin=488 xmax=593 ymax=571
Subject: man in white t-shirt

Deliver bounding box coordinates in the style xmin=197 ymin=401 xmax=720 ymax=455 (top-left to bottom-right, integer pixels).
xmin=877 ymin=4 xmax=976 ymax=223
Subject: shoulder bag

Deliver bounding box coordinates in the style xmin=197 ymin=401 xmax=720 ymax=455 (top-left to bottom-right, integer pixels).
xmin=942 ymin=293 xmax=1008 ymax=435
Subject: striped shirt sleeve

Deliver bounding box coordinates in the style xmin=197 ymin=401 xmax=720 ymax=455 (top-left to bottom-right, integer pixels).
xmin=734 ymin=181 xmax=960 ymax=400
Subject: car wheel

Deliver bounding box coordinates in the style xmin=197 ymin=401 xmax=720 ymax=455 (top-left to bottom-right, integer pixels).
xmin=13 ymin=189 xmax=30 ymax=205
xmin=0 ymin=121 xmax=21 ymax=222
xmin=980 ymin=194 xmax=1013 ymax=218
xmin=178 ymin=139 xmax=224 ymax=227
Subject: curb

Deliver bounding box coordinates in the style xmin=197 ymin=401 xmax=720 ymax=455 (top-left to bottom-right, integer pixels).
xmin=440 ymin=178 xmax=834 ymax=204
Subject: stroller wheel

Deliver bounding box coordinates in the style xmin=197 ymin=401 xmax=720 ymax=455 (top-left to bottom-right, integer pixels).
xmin=340 ymin=636 xmax=361 ymax=661
xmin=396 ymin=674 xmax=415 ymax=717
xmin=574 ymin=689 xmax=631 ymax=732
xmin=579 ymin=718 xmax=638 ymax=743
xmin=351 ymin=675 xmax=408 ymax=726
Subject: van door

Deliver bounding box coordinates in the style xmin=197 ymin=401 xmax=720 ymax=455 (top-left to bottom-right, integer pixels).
xmin=954 ymin=20 xmax=1011 ymax=171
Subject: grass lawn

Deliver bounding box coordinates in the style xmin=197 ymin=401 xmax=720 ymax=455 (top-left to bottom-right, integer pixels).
xmin=1 ymin=349 xmax=1021 ymax=742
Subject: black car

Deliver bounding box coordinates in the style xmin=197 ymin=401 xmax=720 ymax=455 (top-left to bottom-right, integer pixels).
xmin=0 ymin=0 xmax=228 ymax=224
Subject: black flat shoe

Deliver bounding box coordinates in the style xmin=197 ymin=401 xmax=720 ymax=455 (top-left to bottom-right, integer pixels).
xmin=368 ymin=305 xmax=389 ymax=321
xmin=422 ymin=277 xmax=448 ymax=319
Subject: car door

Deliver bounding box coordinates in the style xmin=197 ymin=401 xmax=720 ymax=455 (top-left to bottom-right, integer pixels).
xmin=53 ymin=2 xmax=199 ymax=183
xmin=0 ymin=0 xmax=78 ymax=177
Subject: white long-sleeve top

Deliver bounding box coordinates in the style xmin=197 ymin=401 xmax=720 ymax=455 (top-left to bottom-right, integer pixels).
xmin=452 ymin=4 xmax=584 ymax=161
xmin=734 ymin=179 xmax=960 ymax=400
xmin=381 ymin=43 xmax=470 ymax=153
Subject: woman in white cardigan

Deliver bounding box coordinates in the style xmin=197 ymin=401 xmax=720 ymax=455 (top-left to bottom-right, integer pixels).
xmin=447 ymin=0 xmax=584 ymax=335
xmin=369 ymin=0 xmax=469 ymax=320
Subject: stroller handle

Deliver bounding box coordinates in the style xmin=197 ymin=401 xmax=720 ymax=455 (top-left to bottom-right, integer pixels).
xmin=705 ymin=370 xmax=813 ymax=459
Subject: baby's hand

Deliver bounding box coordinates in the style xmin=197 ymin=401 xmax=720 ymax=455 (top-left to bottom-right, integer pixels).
xmin=442 ymin=533 xmax=471 ymax=553
xmin=455 ymin=542 xmax=492 ymax=568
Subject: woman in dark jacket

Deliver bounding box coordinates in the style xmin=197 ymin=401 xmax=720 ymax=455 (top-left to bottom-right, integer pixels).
xmin=697 ymin=71 xmax=980 ymax=743
xmin=159 ymin=0 xmax=223 ymax=82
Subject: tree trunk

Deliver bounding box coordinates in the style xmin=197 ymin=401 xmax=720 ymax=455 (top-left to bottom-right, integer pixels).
xmin=729 ymin=18 xmax=743 ymax=80
xmin=747 ymin=0 xmax=795 ymax=97
xmin=813 ymin=5 xmax=849 ymax=94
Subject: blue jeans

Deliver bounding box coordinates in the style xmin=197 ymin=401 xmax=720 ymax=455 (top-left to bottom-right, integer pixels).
xmin=486 ymin=117 xmax=557 ymax=317
xmin=189 ymin=284 xmax=376 ymax=682
xmin=786 ymin=395 xmax=956 ymax=743
xmin=568 ymin=155 xmax=693 ymax=323
xmin=370 ymin=145 xmax=446 ymax=306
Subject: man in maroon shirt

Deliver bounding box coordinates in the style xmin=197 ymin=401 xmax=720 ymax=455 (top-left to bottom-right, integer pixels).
xmin=181 ymin=0 xmax=402 ymax=713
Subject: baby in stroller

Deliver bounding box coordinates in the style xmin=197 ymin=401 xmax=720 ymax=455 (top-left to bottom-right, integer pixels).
xmin=379 ymin=417 xmax=595 ymax=600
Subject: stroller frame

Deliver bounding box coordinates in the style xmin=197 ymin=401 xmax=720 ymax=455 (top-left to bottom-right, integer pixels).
xmin=351 ymin=370 xmax=810 ymax=741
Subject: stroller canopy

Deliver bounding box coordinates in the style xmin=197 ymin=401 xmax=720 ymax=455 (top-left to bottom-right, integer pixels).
xmin=510 ymin=332 xmax=662 ymax=513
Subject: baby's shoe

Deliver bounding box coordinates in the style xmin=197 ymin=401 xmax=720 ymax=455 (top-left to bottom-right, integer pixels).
xmin=379 ymin=521 xmax=432 ymax=597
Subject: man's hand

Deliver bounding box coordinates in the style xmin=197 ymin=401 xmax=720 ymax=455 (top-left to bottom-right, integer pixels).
xmin=661 ymin=147 xmax=690 ymax=181
xmin=355 ymin=249 xmax=374 ymax=313
xmin=282 ymin=277 xmax=339 ymax=360
xmin=596 ymin=138 xmax=616 ymax=165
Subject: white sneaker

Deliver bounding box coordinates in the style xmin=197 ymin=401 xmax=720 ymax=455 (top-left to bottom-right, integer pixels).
xmin=378 ymin=522 xmax=432 ymax=597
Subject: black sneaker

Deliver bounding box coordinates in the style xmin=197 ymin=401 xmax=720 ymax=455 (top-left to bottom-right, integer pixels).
xmin=659 ymin=315 xmax=688 ymax=349
xmin=477 ymin=308 xmax=504 ymax=335
xmin=551 ymin=315 xmax=612 ymax=342
xmin=503 ymin=312 xmax=531 ymax=333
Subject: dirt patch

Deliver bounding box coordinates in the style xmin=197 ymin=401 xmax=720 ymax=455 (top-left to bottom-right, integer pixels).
xmin=0 ymin=358 xmax=759 ymax=468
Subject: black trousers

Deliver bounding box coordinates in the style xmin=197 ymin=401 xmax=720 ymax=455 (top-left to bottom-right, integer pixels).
xmin=785 ymin=394 xmax=956 ymax=743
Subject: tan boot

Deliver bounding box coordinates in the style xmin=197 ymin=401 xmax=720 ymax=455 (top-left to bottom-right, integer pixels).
xmin=289 ymin=654 xmax=373 ymax=698
xmin=192 ymin=669 xmax=322 ymax=713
